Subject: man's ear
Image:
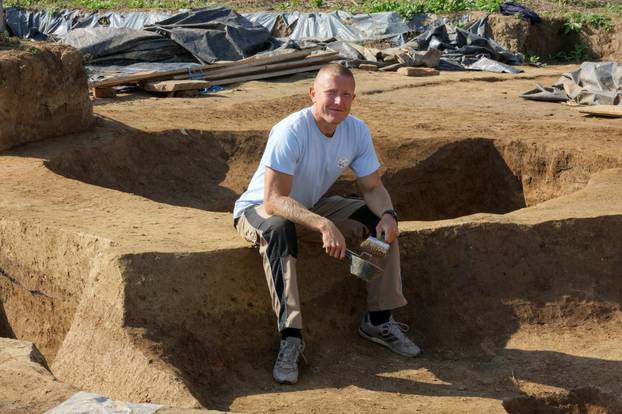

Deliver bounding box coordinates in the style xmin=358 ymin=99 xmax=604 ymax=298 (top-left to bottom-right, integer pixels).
xmin=308 ymin=86 xmax=316 ymax=102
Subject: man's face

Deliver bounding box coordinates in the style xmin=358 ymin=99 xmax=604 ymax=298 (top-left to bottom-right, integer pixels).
xmin=309 ymin=72 xmax=356 ymax=128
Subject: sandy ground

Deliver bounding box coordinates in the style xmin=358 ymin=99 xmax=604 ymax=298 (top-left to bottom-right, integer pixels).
xmin=2 ymin=65 xmax=622 ymax=413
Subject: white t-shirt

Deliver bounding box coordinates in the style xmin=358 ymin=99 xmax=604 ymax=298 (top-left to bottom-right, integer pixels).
xmin=233 ymin=106 xmax=380 ymax=219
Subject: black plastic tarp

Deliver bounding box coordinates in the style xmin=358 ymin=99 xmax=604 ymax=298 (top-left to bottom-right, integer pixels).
xmin=521 ymin=62 xmax=622 ymax=105
xmin=413 ymin=16 xmax=523 ymax=72
xmin=63 ymin=27 xmax=196 ymax=64
xmin=6 ymin=6 xmax=523 ymax=74
xmin=5 ymin=7 xmax=84 ymax=40
xmin=243 ymin=10 xmax=410 ymax=44
xmin=144 ymin=7 xmax=272 ymax=64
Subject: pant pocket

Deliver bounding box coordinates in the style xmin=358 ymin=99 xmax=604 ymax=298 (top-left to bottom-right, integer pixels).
xmin=236 ymin=215 xmax=259 ymax=245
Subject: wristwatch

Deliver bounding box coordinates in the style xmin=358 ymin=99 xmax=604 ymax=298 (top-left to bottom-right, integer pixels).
xmin=381 ymin=209 xmax=398 ymax=223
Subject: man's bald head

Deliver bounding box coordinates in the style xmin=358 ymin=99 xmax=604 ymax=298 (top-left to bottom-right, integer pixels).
xmin=314 ymin=63 xmax=355 ymax=88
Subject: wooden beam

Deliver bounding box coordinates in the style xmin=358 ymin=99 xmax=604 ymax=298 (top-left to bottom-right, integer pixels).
xmin=194 ymin=52 xmax=338 ymax=81
xmin=209 ymin=64 xmax=325 ymax=86
xmin=577 ymin=105 xmax=622 ymax=118
xmin=91 ymin=87 xmax=117 ymax=98
xmin=397 ymin=67 xmax=440 ymax=77
xmin=89 ymin=48 xmax=320 ymax=88
xmin=143 ymin=79 xmax=210 ymax=92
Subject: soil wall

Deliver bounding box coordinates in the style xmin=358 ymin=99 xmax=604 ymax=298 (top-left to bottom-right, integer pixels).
xmin=0 ymin=42 xmax=93 ymax=152
xmin=488 ymin=15 xmax=622 ymax=62
xmin=0 ymin=218 xmax=111 ymax=360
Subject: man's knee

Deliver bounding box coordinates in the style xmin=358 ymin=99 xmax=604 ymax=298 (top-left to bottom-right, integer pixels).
xmin=348 ymin=205 xmax=380 ymax=237
xmin=264 ymin=217 xmax=298 ymax=258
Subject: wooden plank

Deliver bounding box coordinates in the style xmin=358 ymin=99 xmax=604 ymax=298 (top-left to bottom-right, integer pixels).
xmin=196 ymin=52 xmax=338 ymax=81
xmin=358 ymin=64 xmax=379 ymax=71
xmin=180 ymin=48 xmax=321 ymax=80
xmin=379 ymin=63 xmax=405 ymax=72
xmin=90 ymin=48 xmax=319 ymax=88
xmin=209 ymin=64 xmax=326 ymax=86
xmin=91 ymin=87 xmax=116 ymax=98
xmin=143 ymin=79 xmax=210 ymax=92
xmin=90 ymin=71 xmax=161 ymax=88
xmin=577 ymin=105 xmax=622 ymax=118
xmin=397 ymin=67 xmax=440 ymax=77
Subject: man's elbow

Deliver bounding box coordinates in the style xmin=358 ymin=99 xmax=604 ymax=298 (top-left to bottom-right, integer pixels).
xmin=264 ymin=196 xmax=277 ymax=215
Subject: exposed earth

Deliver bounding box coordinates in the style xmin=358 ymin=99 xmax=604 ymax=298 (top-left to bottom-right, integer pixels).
xmin=1 ymin=42 xmax=622 ymax=413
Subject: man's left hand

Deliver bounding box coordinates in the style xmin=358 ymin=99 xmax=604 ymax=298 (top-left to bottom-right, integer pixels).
xmin=376 ymin=214 xmax=399 ymax=244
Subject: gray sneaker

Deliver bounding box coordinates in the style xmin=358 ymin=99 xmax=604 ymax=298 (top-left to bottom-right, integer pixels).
xmin=273 ymin=337 xmax=305 ymax=384
xmin=358 ymin=313 xmax=421 ymax=357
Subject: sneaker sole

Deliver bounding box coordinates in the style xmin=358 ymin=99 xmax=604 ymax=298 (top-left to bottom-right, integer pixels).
xmin=358 ymin=327 xmax=422 ymax=358
xmin=274 ymin=377 xmax=297 ymax=385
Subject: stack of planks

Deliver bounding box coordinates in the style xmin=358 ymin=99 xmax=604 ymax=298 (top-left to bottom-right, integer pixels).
xmin=89 ymin=49 xmax=339 ymax=98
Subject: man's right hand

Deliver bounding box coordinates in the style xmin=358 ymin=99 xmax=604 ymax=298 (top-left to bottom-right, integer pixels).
xmin=320 ymin=219 xmax=347 ymax=259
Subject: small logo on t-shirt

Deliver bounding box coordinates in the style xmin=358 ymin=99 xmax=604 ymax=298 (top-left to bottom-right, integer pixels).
xmin=337 ymin=157 xmax=349 ymax=169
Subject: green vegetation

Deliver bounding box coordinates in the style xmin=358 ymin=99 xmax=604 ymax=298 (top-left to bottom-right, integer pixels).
xmin=557 ymin=0 xmax=602 ymax=7
xmin=563 ymin=11 xmax=614 ymax=33
xmin=551 ymin=41 xmax=591 ymax=61
xmin=0 ymin=31 xmax=20 ymax=45
xmin=605 ymin=3 xmax=622 ymax=15
xmin=524 ymin=53 xmax=541 ymax=65
xmin=4 ymin=0 xmax=205 ymax=11
xmin=354 ymin=0 xmax=503 ymax=18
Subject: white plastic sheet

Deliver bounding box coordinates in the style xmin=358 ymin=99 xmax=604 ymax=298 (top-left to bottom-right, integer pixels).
xmin=44 ymin=391 xmax=161 ymax=414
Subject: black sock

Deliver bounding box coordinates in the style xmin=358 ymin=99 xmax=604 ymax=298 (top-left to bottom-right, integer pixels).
xmin=369 ymin=310 xmax=391 ymax=326
xmin=281 ymin=328 xmax=302 ymax=340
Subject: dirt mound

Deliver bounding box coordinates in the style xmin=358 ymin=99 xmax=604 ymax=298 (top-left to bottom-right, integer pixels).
xmin=503 ymin=387 xmax=622 ymax=414
xmin=488 ymin=15 xmax=622 ymax=62
xmin=0 ymin=42 xmax=93 ymax=152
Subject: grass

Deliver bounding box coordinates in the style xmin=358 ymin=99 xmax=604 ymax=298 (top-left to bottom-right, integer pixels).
xmin=563 ymin=10 xmax=614 ymax=33
xmin=5 ymin=0 xmax=504 ymax=15
xmin=354 ymin=0 xmax=503 ymax=18
xmin=4 ymin=0 xmax=621 ymax=28
xmin=4 ymin=0 xmax=209 ymax=11
xmin=524 ymin=53 xmax=541 ymax=65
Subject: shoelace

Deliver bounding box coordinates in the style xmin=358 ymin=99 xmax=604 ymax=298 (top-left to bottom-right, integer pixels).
xmin=384 ymin=320 xmax=410 ymax=337
xmin=277 ymin=340 xmax=307 ymax=367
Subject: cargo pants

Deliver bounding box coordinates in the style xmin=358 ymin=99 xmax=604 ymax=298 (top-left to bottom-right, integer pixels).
xmin=235 ymin=195 xmax=407 ymax=331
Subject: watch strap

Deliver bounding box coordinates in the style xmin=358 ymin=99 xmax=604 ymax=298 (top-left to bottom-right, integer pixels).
xmin=381 ymin=209 xmax=398 ymax=223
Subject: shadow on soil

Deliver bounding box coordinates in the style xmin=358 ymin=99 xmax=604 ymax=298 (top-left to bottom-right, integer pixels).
xmin=40 ymin=118 xmax=266 ymax=212
xmin=207 ymin=348 xmax=622 ymax=412
xmin=503 ymin=387 xmax=622 ymax=414
xmin=0 ymin=302 xmax=15 ymax=339
xmin=383 ymin=138 xmax=526 ymax=220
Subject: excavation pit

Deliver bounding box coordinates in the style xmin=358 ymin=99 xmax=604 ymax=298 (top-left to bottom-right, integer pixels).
xmin=46 ymin=130 xmax=595 ymax=221
xmin=1 ymin=66 xmax=622 ymax=413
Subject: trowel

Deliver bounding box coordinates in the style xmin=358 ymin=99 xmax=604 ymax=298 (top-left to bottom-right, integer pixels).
xmin=345 ymin=249 xmax=384 ymax=282
xmin=345 ymin=236 xmax=390 ymax=282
